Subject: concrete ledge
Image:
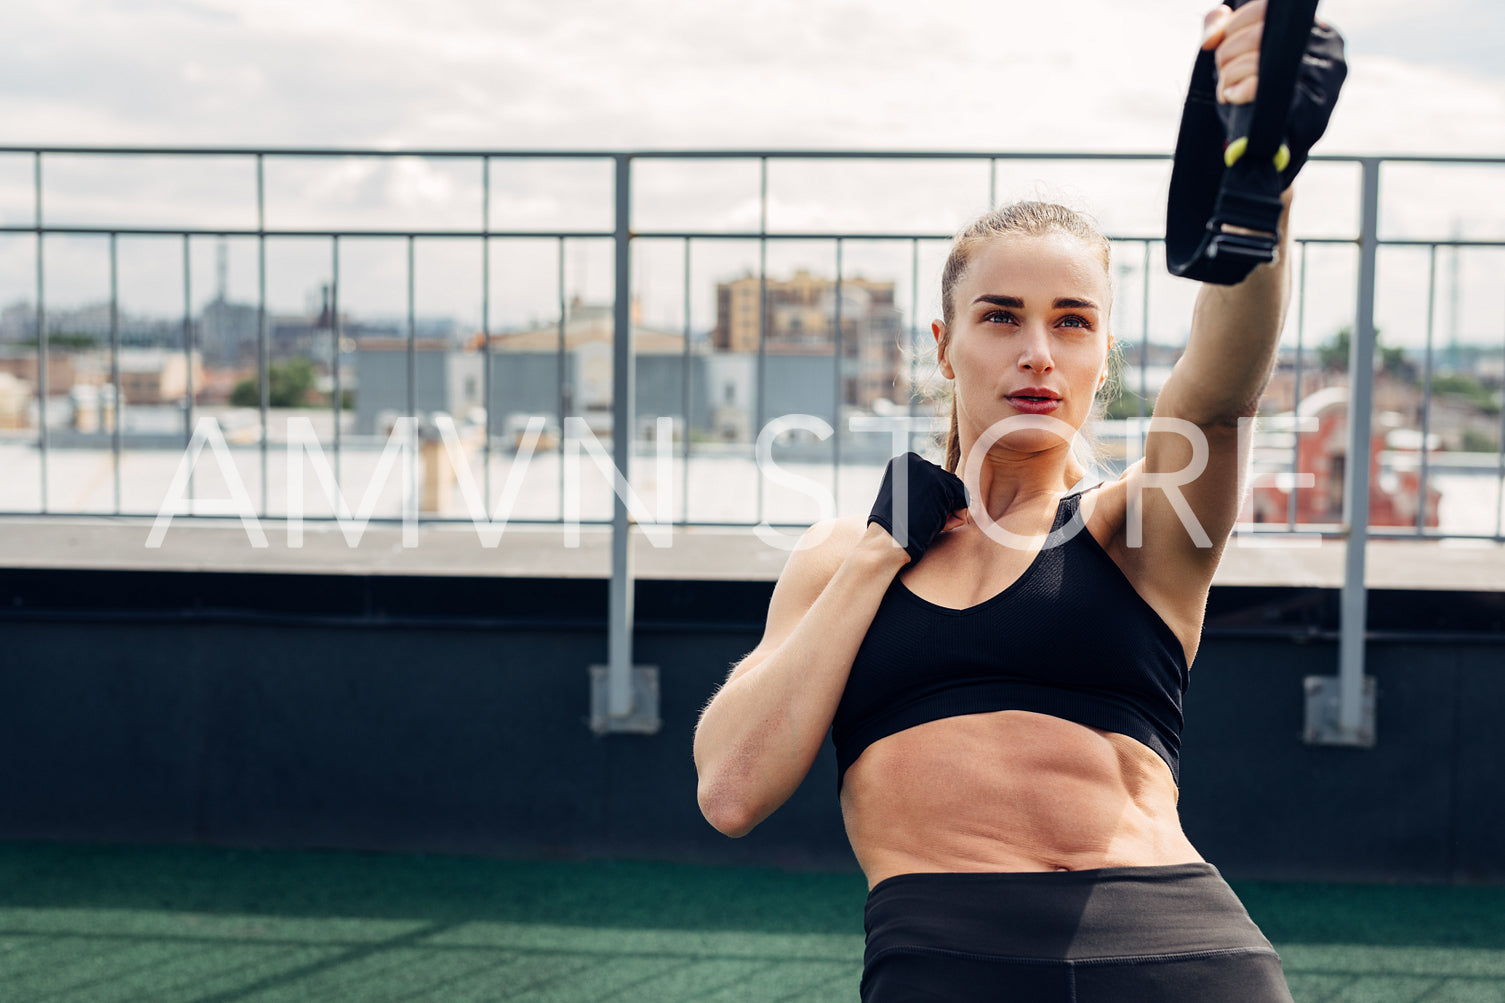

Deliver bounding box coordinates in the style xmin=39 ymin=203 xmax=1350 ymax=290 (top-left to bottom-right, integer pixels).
xmin=2 ymin=516 xmax=1503 ymax=591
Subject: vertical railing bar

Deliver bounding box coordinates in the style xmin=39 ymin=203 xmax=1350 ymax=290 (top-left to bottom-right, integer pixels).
xmin=1338 ymin=156 xmax=1381 ymax=740
xmin=1417 ymin=244 xmax=1438 ymax=534
xmin=182 ymin=233 xmax=194 ymax=506
xmin=406 ymin=234 xmax=416 ymax=426
xmin=481 ymin=156 xmax=492 ymax=506
xmin=332 ymin=235 xmax=342 ymax=486
xmin=1495 ymin=281 xmax=1505 ymax=541
xmin=833 ymin=237 xmax=843 ymax=513
xmin=557 ymin=236 xmax=567 ymax=522
xmin=109 ymin=232 xmax=121 ymax=514
xmin=1139 ymin=240 xmax=1152 ymax=403
xmin=988 ymin=158 xmax=997 ymax=208
xmin=257 ymin=153 xmax=269 ymax=516
xmin=34 ymin=152 xmax=48 ymax=513
xmin=908 ymin=237 xmax=919 ymax=444
xmin=1288 ymin=241 xmax=1308 ymax=530
xmin=607 ymin=152 xmax=635 ymax=718
xmin=1138 ymin=241 xmax=1151 ymax=465
xmin=1448 ymin=229 xmax=1461 ymax=368
xmin=756 ymin=156 xmax=768 ymax=526
xmin=680 ymin=237 xmax=692 ymax=526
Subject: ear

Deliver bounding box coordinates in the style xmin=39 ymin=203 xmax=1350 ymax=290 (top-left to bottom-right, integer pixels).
xmin=933 ymin=320 xmax=955 ymax=380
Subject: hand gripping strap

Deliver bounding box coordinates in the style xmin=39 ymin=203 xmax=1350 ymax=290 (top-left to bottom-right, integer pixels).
xmin=1166 ymin=0 xmax=1329 ymax=285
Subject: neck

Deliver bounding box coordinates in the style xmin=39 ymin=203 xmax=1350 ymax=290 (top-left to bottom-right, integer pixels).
xmin=954 ymin=438 xmax=1086 ymax=522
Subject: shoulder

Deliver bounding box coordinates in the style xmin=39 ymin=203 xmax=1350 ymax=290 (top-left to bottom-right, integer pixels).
xmin=776 ymin=515 xmax=869 ymax=595
xmin=749 ymin=515 xmax=873 ymax=657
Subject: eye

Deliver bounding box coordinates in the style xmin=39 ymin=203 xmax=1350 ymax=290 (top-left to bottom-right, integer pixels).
xmin=1057 ymin=314 xmax=1093 ymax=329
xmin=981 ymin=309 xmax=1018 ymax=325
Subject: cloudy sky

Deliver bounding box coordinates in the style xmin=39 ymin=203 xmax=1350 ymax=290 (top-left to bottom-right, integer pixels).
xmin=3 ymin=0 xmax=1504 ymax=346
xmin=5 ymin=0 xmax=1503 ymax=153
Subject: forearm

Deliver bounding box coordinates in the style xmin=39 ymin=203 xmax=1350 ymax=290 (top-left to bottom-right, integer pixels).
xmin=694 ymin=525 xmax=908 ymax=836
xmin=1168 ymin=190 xmax=1295 ymax=425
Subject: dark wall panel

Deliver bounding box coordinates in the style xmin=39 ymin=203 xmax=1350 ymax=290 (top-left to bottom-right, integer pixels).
xmin=0 ymin=569 xmax=1501 ymax=884
xmin=199 ymin=625 xmax=616 ymax=857
xmin=1455 ymin=645 xmax=1505 ymax=884
xmin=1179 ymin=640 xmax=1459 ymax=883
xmin=0 ymin=621 xmax=203 ymax=842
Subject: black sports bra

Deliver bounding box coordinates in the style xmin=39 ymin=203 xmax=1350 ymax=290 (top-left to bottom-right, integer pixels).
xmin=830 ymin=489 xmax=1190 ymax=791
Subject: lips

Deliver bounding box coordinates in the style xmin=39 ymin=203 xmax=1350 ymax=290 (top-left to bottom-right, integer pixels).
xmin=1005 ymin=389 xmax=1063 ymax=414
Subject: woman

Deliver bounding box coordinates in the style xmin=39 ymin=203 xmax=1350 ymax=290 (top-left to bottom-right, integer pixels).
xmin=695 ymin=4 xmax=1317 ymax=998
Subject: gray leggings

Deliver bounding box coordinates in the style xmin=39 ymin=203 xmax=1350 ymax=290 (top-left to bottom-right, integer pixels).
xmin=861 ymin=862 xmax=1292 ymax=1002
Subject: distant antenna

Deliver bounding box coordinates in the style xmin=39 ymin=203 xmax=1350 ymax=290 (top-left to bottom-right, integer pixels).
xmin=216 ymin=238 xmax=228 ymax=303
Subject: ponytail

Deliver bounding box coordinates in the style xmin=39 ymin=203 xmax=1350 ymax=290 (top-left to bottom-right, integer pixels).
xmin=944 ymin=396 xmax=960 ymax=474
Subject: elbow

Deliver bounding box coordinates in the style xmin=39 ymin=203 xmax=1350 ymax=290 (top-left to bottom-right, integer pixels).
xmin=1156 ymin=369 xmax=1268 ymax=430
xmin=693 ymin=718 xmax=765 ymax=837
xmin=696 ymin=777 xmax=761 ymax=838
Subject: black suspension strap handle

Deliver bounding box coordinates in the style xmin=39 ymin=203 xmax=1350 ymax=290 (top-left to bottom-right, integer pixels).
xmin=1165 ymin=0 xmax=1347 ymax=285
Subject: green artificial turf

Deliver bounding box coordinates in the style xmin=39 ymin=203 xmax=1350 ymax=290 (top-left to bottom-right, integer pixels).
xmin=0 ymin=842 xmax=1501 ymax=1001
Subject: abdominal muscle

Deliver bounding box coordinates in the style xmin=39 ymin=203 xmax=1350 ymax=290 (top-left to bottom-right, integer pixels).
xmin=840 ymin=709 xmax=1203 ymax=889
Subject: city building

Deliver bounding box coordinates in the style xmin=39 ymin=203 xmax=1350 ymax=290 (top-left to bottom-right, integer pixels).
xmin=199 ymin=297 xmax=262 ymax=367
xmin=353 ymin=337 xmax=480 ymax=436
xmin=351 ymin=295 xmax=893 ymax=446
xmin=1245 ymin=387 xmax=1442 ymax=528
xmin=0 ymin=372 xmax=29 ymax=430
xmin=117 ymin=348 xmax=205 ymax=406
xmin=0 ymin=347 xmax=79 ymax=398
xmin=713 ymin=270 xmax=905 ymax=411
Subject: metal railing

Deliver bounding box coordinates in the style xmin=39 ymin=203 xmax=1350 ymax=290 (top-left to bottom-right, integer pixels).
xmin=3 ymin=145 xmax=1504 ymax=738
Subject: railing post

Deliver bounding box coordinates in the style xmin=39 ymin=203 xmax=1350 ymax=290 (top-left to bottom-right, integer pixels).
xmin=591 ymin=153 xmax=659 ymax=735
xmin=1306 ymin=156 xmax=1380 ymax=747
xmin=34 ymin=152 xmax=48 ymax=513
xmin=256 ymin=153 xmax=269 ymax=517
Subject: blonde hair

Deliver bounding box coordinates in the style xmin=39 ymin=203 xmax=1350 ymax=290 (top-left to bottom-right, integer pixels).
xmin=934 ymin=201 xmax=1117 ymax=473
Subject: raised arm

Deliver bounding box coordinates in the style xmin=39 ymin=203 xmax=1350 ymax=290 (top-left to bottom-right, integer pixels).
xmin=1106 ymin=1 xmax=1331 ymax=642
xmin=1132 ymin=190 xmax=1294 ymax=566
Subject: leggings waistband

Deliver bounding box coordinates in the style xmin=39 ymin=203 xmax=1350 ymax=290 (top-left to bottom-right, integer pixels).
xmin=864 ymin=862 xmax=1271 ymax=962
xmin=860 ymin=863 xmax=1291 ymax=1001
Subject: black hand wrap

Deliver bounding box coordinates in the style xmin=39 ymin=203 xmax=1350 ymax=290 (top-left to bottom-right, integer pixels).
xmin=1165 ymin=0 xmax=1347 ymax=285
xmin=867 ymin=452 xmax=969 ymax=564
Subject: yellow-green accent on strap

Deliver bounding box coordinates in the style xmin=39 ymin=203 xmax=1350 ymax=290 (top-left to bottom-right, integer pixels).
xmin=1223 ymin=137 xmax=1293 ymax=171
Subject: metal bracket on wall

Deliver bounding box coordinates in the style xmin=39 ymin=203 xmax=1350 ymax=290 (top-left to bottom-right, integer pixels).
xmin=1303 ymin=674 xmax=1377 ymax=747
xmin=589 ymin=665 xmax=661 ymax=735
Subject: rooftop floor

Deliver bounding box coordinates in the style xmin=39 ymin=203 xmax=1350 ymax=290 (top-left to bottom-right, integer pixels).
xmin=1 ymin=842 xmax=1503 ymax=1002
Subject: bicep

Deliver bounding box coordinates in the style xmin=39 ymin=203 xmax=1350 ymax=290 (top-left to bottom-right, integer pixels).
xmin=1124 ymin=373 xmax=1251 ymax=575
xmin=1129 ymin=203 xmax=1291 ymax=560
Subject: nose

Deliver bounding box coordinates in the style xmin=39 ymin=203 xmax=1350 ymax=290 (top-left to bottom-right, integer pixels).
xmin=1017 ymin=323 xmax=1054 ymax=373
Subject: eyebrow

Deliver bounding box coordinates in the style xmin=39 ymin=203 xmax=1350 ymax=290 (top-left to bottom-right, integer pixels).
xmin=972 ymin=294 xmax=1101 ymax=311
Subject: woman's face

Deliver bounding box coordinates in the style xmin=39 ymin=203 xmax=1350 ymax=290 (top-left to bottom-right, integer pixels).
xmin=936 ymin=231 xmax=1113 ymax=459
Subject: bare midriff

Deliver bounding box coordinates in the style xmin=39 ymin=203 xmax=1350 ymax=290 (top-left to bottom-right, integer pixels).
xmin=840 ymin=709 xmax=1203 ymax=889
